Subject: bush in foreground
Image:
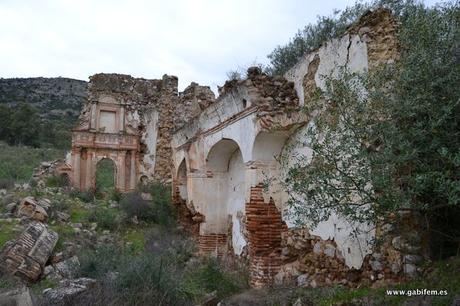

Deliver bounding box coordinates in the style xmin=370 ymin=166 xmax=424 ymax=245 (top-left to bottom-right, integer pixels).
xmin=120 ymin=183 xmax=175 ymax=225
xmin=74 ymin=228 xmax=246 ymax=306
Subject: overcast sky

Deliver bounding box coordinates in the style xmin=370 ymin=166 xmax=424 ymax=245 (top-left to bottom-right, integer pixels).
xmin=0 ymin=0 xmax=439 ymax=91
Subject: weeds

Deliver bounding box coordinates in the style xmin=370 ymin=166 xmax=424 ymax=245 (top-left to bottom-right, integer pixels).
xmin=120 ymin=183 xmax=175 ymax=225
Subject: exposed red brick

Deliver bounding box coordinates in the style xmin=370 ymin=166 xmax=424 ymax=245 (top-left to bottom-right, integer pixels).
xmin=246 ymin=184 xmax=287 ymax=287
xmin=198 ymin=234 xmax=228 ymax=258
xmin=172 ymin=186 xmax=200 ymax=237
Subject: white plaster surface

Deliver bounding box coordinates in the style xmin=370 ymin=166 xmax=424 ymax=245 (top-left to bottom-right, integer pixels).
xmin=172 ymin=32 xmax=374 ymax=265
xmin=140 ymin=110 xmax=159 ymax=178
xmin=281 ymin=123 xmax=374 ymax=269
xmin=285 ymin=34 xmax=369 ymax=106
xmin=99 ymin=111 xmax=116 ymax=133
xmin=227 ymin=150 xmax=247 ymax=255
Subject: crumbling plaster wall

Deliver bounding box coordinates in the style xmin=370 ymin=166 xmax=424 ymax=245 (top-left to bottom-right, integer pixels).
xmin=280 ymin=8 xmax=398 ymax=271
xmin=171 ymin=8 xmax=401 ymax=288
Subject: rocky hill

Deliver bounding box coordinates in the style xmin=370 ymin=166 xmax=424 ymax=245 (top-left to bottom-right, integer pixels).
xmin=0 ymin=77 xmax=87 ymax=120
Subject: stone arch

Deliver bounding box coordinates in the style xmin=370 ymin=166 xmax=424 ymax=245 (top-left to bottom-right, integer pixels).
xmin=204 ymin=134 xmax=251 ymax=168
xmin=206 ymin=138 xmax=241 ymax=172
xmin=199 ymin=138 xmax=247 ymax=256
xmin=249 ymin=131 xmax=290 ymax=205
xmin=95 ymin=158 xmax=117 ymax=190
xmin=252 ymin=131 xmax=289 ymax=162
xmin=176 ymin=158 xmax=188 ymax=203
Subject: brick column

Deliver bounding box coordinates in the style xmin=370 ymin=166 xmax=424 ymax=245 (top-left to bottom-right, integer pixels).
xmin=246 ymin=183 xmax=286 ymax=288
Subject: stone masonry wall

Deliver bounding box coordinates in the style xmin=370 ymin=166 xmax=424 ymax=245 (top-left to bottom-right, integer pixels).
xmin=73 ymin=73 xmax=212 ymax=187
xmin=86 ymin=73 xmax=179 ymax=182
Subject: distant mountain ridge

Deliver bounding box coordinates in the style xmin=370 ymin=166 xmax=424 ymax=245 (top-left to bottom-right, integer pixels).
xmin=0 ymin=77 xmax=87 ymax=120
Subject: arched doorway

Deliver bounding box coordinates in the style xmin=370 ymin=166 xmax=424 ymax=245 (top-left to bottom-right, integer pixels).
xmin=203 ymin=138 xmax=247 ymax=256
xmin=96 ymin=158 xmax=117 ymax=191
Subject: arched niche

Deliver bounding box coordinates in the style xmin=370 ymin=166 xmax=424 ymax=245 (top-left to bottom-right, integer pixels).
xmin=249 ymin=131 xmax=290 ymax=206
xmin=203 ymin=138 xmax=247 ymax=255
xmin=177 ymin=158 xmax=188 ymax=202
xmin=252 ymin=131 xmax=289 ymax=162
xmin=206 ymin=139 xmax=241 ymax=172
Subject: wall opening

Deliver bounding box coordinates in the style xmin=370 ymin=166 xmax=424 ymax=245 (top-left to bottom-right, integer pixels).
xmin=200 ymin=138 xmax=246 ymax=257
xmin=96 ymin=158 xmax=116 ymax=191
xmin=177 ymin=159 xmax=188 ymax=202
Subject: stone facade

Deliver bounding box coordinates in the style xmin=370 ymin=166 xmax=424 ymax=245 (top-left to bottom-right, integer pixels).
xmin=70 ymin=73 xmax=214 ymax=191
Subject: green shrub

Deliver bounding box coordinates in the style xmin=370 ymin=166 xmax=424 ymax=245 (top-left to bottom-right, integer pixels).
xmin=51 ymin=198 xmax=71 ymax=212
xmin=181 ymin=258 xmax=246 ymax=302
xmin=75 ymin=236 xmax=245 ymax=305
xmin=46 ymin=174 xmax=70 ymax=188
xmin=49 ymin=224 xmax=76 ymax=252
xmin=120 ymin=192 xmax=154 ymax=221
xmin=78 ymin=245 xmax=125 ymax=279
xmin=86 ymin=207 xmax=121 ymax=231
xmin=109 ymin=188 xmax=122 ymax=202
xmin=70 ymin=204 xmax=91 ymax=223
xmin=120 ymin=183 xmax=175 ymax=225
xmin=145 ymin=227 xmax=195 ymax=263
xmin=70 ymin=189 xmax=94 ymax=203
xmin=149 ymin=183 xmax=176 ymax=226
xmin=0 ymin=178 xmax=14 ymax=189
xmin=76 ymin=246 xmax=189 ymax=305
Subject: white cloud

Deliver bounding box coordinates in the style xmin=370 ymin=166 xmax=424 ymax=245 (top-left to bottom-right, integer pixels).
xmin=0 ymin=0 xmax=440 ymax=91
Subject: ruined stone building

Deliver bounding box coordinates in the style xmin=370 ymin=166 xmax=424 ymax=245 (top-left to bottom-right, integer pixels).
xmin=69 ymin=9 xmax=420 ymax=288
xmin=69 ymin=74 xmax=214 ymax=191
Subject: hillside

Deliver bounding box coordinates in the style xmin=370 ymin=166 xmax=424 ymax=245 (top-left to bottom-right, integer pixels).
xmin=0 ymin=77 xmax=87 ymax=121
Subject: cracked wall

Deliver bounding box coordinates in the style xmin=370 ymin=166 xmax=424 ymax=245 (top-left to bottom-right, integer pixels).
xmin=171 ymin=8 xmax=407 ymax=288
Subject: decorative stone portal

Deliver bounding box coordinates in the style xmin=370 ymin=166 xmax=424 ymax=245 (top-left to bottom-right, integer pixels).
xmin=71 ymin=134 xmax=139 ymax=192
xmin=71 ymin=73 xmax=215 ymax=191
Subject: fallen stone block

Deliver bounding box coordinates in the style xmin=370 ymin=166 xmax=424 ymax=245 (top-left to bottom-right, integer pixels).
xmin=53 ymin=256 xmax=80 ymax=279
xmin=0 ymin=221 xmax=58 ymax=282
xmin=42 ymin=278 xmax=97 ymax=306
xmin=17 ymin=197 xmax=48 ymax=222
xmin=55 ymin=211 xmax=70 ymax=223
